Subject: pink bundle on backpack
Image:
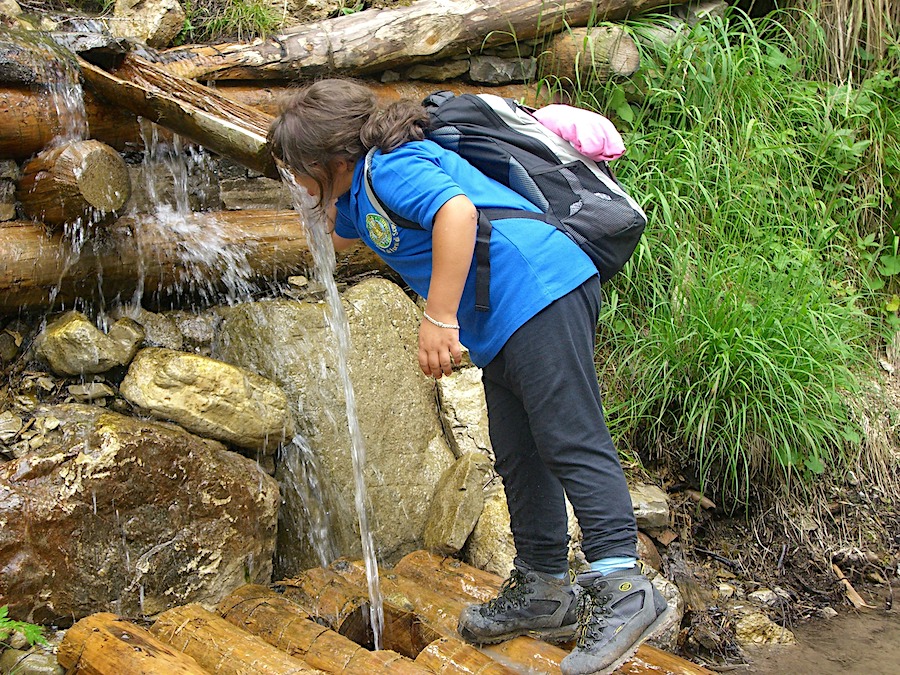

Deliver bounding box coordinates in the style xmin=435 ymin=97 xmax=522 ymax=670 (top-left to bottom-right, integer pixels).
xmin=532 ymin=104 xmax=625 ymax=161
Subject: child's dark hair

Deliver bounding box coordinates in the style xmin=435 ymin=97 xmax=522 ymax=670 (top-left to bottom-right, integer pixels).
xmin=268 ymin=78 xmax=429 ymax=206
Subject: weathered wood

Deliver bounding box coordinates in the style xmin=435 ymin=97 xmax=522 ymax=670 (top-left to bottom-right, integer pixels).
xmin=336 ymin=556 xmax=715 ymax=675
xmin=280 ymin=566 xmax=440 ymax=659
xmin=0 ymin=84 xmax=145 ymax=159
xmin=0 ymin=210 xmax=391 ymax=315
xmin=156 ymin=0 xmax=676 ymax=81
xmin=0 ymin=80 xmax=547 ymax=161
xmin=57 ymin=612 xmax=210 ymax=675
xmin=78 ymin=54 xmax=277 ymax=177
xmin=16 ymin=139 xmax=130 ymax=227
xmin=218 ymin=584 xmax=430 ymax=674
xmin=414 ymin=636 xmax=518 ymax=675
xmin=151 ymin=603 xmax=323 ymax=675
xmin=541 ymin=26 xmax=641 ymax=82
xmin=281 ymin=566 xmax=512 ymax=674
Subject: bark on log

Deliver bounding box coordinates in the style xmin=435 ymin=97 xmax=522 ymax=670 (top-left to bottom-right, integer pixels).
xmin=78 ymin=54 xmax=277 ymax=177
xmin=280 ymin=567 xmax=439 ymax=659
xmin=336 ymin=556 xmax=714 ymax=675
xmin=0 ymin=81 xmax=545 ymax=161
xmin=218 ymin=584 xmax=430 ymax=674
xmin=16 ymin=139 xmax=131 ymax=227
xmin=540 ymin=26 xmax=641 ymax=83
xmin=57 ymin=612 xmax=210 ymax=675
xmin=0 ymin=210 xmax=391 ymax=315
xmin=156 ymin=0 xmax=675 ymax=81
xmin=151 ymin=603 xmax=323 ymax=675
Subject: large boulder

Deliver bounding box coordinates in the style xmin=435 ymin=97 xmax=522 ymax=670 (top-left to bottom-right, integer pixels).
xmin=0 ymin=404 xmax=279 ymax=625
xmin=119 ymin=347 xmax=294 ymax=454
xmin=216 ymin=278 xmax=456 ymax=574
xmin=35 ymin=311 xmax=143 ymax=376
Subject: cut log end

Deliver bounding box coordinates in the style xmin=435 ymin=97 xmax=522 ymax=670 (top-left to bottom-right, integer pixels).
xmin=74 ymin=142 xmax=131 ymax=212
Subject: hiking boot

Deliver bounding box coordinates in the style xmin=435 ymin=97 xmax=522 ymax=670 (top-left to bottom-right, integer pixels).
xmin=560 ymin=565 xmax=674 ymax=675
xmin=457 ymin=560 xmax=578 ymax=645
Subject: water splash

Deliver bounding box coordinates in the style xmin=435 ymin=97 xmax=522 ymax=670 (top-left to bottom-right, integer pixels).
xmin=278 ymin=433 xmax=339 ymax=568
xmin=127 ymin=120 xmax=256 ymax=308
xmin=280 ymin=170 xmax=385 ymax=649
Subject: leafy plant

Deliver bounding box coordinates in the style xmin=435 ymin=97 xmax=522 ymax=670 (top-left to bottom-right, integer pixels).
xmin=562 ymin=7 xmax=897 ymax=507
xmin=177 ymin=0 xmax=283 ymax=43
xmin=0 ymin=605 xmax=46 ymax=648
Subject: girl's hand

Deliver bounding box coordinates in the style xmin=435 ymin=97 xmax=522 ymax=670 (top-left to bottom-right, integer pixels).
xmin=418 ymin=318 xmax=462 ymax=379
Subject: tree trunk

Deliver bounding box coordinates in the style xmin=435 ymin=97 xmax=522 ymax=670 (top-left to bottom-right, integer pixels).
xmin=155 ymin=0 xmax=676 ymax=81
xmin=78 ymin=54 xmax=277 ymax=177
xmin=0 ymin=81 xmax=545 ymax=161
xmin=335 ymin=556 xmax=714 ymax=675
xmin=150 ymin=604 xmax=323 ymax=675
xmin=414 ymin=637 xmax=518 ymax=675
xmin=0 ymin=210 xmax=392 ymax=314
xmin=218 ymin=584 xmax=430 ymax=675
xmin=280 ymin=566 xmax=440 ymax=659
xmin=16 ymin=139 xmax=131 ymax=227
xmin=541 ymin=26 xmax=641 ymax=81
xmin=57 ymin=612 xmax=210 ymax=675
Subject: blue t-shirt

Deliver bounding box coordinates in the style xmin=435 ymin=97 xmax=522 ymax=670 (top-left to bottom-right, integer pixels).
xmin=334 ymin=140 xmax=596 ymax=366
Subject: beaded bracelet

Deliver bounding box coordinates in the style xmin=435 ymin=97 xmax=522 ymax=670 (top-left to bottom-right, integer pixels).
xmin=423 ymin=312 xmax=460 ymax=330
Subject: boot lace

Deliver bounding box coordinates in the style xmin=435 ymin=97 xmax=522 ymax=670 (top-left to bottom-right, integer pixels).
xmin=480 ymin=569 xmax=531 ymax=616
xmin=575 ymin=582 xmax=614 ymax=647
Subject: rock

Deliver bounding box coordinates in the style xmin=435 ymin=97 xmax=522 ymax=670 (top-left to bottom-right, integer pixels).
xmin=0 ymin=0 xmax=21 ymax=20
xmin=734 ymin=611 xmax=796 ymax=646
xmin=464 ymin=478 xmax=517 ymax=578
xmin=423 ymin=453 xmax=493 ymax=554
xmin=405 ymin=58 xmax=470 ymax=82
xmin=637 ymin=531 xmax=663 ymax=572
xmin=66 ymin=382 xmax=116 ymax=402
xmin=0 ymin=411 xmax=22 ymax=442
xmin=108 ymin=0 xmax=185 ymax=48
xmin=215 ymin=278 xmax=455 ymax=573
xmin=647 ymin=575 xmax=685 ymax=652
xmin=469 ymin=55 xmax=537 ymax=84
xmin=749 ymin=588 xmax=781 ymax=606
xmin=0 ymin=179 xmax=15 ymax=221
xmin=0 ymin=330 xmax=19 ymax=362
xmin=630 ymin=483 xmax=670 ymax=530
xmin=166 ymin=309 xmax=222 ymax=352
xmin=0 ymin=404 xmax=279 ymax=624
xmin=0 ymin=648 xmax=63 ymax=675
xmin=119 ymin=347 xmax=294 ymax=454
xmin=436 ymin=367 xmax=492 ymax=460
xmin=35 ymin=312 xmax=143 ymax=376
xmin=110 ymin=307 xmax=184 ymax=350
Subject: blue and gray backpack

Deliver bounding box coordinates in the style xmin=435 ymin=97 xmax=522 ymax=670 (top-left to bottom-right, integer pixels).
xmin=364 ymin=91 xmax=647 ymax=312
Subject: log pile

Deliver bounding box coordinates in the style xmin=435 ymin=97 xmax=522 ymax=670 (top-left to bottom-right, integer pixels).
xmin=58 ymin=550 xmax=713 ymax=675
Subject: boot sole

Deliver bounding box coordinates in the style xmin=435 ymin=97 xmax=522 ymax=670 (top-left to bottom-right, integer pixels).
xmin=575 ymin=604 xmax=679 ymax=675
xmin=458 ymin=621 xmax=578 ymax=646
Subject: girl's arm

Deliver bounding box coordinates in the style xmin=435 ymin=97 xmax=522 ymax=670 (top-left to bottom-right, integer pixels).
xmin=327 ymin=200 xmax=359 ymax=252
xmin=420 ymin=194 xmax=477 ymax=379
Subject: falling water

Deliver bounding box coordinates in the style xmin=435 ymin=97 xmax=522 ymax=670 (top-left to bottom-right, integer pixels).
xmin=278 ymin=433 xmax=339 ymax=568
xmin=280 ymin=170 xmax=385 ymax=649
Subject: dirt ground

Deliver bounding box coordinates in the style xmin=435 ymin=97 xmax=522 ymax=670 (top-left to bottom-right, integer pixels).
xmin=745 ymin=604 xmax=900 ymax=674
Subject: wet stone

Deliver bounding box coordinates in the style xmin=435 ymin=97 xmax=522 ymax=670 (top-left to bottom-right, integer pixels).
xmin=0 ymin=411 xmax=22 ymax=442
xmin=35 ymin=312 xmax=144 ymax=376
xmin=0 ymin=648 xmax=64 ymax=675
xmin=66 ymin=382 xmax=116 ymax=402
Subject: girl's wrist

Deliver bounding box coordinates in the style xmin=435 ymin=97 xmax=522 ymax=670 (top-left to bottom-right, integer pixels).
xmin=422 ymin=312 xmax=460 ymax=330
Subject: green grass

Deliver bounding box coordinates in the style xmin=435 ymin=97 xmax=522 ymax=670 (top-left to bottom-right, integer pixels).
xmin=178 ymin=0 xmax=284 ymax=44
xmin=561 ymin=8 xmax=899 ymax=508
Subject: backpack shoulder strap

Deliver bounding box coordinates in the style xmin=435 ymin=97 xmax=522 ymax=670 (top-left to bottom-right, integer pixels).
xmin=363 ymin=148 xmax=420 ymax=230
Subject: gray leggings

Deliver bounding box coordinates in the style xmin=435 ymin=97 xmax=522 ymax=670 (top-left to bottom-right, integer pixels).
xmin=482 ymin=276 xmax=637 ymax=574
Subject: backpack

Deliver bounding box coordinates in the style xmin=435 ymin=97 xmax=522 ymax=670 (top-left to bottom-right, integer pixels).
xmin=362 ymin=91 xmax=647 ymax=312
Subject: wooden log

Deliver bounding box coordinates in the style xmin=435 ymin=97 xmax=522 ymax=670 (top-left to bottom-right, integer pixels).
xmin=155 ymin=0 xmax=676 ymax=81
xmin=16 ymin=140 xmax=131 ymax=227
xmin=280 ymin=567 xmax=439 ymax=659
xmin=281 ymin=567 xmax=513 ymax=675
xmin=0 ymin=210 xmax=392 ymax=315
xmin=57 ymin=612 xmax=210 ymax=675
xmin=415 ymin=637 xmax=518 ymax=675
xmin=218 ymin=584 xmax=430 ymax=674
xmin=0 ymin=81 xmax=546 ymax=161
xmin=540 ymin=26 xmax=641 ymax=83
xmin=150 ymin=603 xmax=323 ymax=675
xmin=78 ymin=54 xmax=277 ymax=177
xmin=335 ymin=556 xmax=714 ymax=675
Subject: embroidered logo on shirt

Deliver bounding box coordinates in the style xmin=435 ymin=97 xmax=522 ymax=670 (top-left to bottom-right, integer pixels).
xmin=365 ymin=213 xmax=399 ymax=253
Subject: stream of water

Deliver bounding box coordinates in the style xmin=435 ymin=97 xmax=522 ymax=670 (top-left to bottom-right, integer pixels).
xmin=280 ymin=170 xmax=386 ymax=649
